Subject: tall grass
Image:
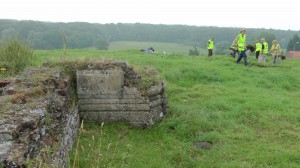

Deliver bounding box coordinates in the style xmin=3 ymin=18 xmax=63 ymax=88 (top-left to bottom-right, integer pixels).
xmin=0 ymin=38 xmax=33 ymax=74
xmin=31 ymin=49 xmax=300 ymax=167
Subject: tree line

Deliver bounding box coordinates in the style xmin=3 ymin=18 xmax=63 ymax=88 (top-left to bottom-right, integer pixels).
xmin=0 ymin=19 xmax=299 ymax=53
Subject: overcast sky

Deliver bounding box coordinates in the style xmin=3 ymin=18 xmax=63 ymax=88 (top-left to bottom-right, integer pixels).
xmin=1 ymin=0 xmax=299 ymax=31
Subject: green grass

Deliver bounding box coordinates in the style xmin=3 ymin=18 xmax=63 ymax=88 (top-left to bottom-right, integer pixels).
xmin=0 ymin=38 xmax=33 ymax=75
xmin=19 ymin=49 xmax=300 ymax=167
xmin=108 ymin=41 xmax=207 ymax=55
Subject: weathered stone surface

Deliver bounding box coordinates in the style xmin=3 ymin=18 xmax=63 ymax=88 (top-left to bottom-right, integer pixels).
xmin=78 ymin=98 xmax=148 ymax=104
xmin=0 ymin=60 xmax=168 ymax=166
xmin=80 ymin=111 xmax=150 ymax=122
xmin=77 ymin=69 xmax=124 ymax=93
xmin=77 ymin=62 xmax=168 ymax=127
xmin=0 ymin=142 xmax=12 ymax=159
xmin=79 ymin=104 xmax=150 ymax=111
xmin=78 ymin=93 xmax=143 ymax=99
xmin=0 ymin=80 xmax=11 ymax=87
xmin=147 ymin=85 xmax=163 ymax=97
xmin=0 ymin=69 xmax=78 ymax=167
xmin=52 ymin=108 xmax=79 ymax=167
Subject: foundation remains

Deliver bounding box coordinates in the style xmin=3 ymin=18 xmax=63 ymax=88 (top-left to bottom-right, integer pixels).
xmin=0 ymin=60 xmax=168 ymax=167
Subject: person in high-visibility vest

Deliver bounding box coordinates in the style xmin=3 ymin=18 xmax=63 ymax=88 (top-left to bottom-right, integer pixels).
xmin=207 ymin=37 xmax=214 ymax=56
xmin=255 ymin=40 xmax=262 ymax=60
xmin=258 ymin=38 xmax=268 ymax=63
xmin=269 ymin=40 xmax=281 ymax=64
xmin=232 ymin=28 xmax=249 ymax=66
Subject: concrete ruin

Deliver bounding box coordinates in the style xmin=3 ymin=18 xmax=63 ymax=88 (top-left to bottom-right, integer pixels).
xmin=0 ymin=68 xmax=79 ymax=167
xmin=77 ymin=62 xmax=168 ymax=127
xmin=0 ymin=61 xmax=168 ymax=167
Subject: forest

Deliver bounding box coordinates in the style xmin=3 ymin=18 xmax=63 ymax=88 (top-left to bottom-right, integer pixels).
xmin=0 ymin=19 xmax=300 ymax=53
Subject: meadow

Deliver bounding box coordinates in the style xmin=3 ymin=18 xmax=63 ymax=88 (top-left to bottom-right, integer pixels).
xmin=108 ymin=41 xmax=207 ymax=55
xmin=27 ymin=48 xmax=300 ymax=168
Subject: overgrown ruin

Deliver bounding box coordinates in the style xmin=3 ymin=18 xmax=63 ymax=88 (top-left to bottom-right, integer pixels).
xmin=0 ymin=60 xmax=168 ymax=167
xmin=77 ymin=61 xmax=168 ymax=127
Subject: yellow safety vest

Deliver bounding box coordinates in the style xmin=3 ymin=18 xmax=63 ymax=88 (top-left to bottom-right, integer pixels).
xmin=207 ymin=40 xmax=214 ymax=49
xmin=237 ymin=34 xmax=246 ymax=51
xmin=255 ymin=43 xmax=262 ymax=52
xmin=262 ymin=42 xmax=268 ymax=54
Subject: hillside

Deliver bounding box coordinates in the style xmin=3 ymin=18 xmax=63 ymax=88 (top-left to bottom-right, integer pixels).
xmin=1 ymin=19 xmax=299 ymax=50
xmin=23 ymin=49 xmax=300 ymax=167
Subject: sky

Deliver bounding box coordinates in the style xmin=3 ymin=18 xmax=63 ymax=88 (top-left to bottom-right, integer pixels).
xmin=1 ymin=0 xmax=299 ymax=31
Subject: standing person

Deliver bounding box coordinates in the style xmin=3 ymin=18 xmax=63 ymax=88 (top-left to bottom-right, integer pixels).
xmin=255 ymin=40 xmax=262 ymax=60
xmin=232 ymin=28 xmax=249 ymax=66
xmin=207 ymin=37 xmax=214 ymax=56
xmin=269 ymin=40 xmax=281 ymax=64
xmin=258 ymin=38 xmax=268 ymax=63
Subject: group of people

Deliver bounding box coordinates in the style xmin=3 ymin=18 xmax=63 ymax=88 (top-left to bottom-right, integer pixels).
xmin=254 ymin=38 xmax=281 ymax=64
xmin=207 ymin=28 xmax=282 ymax=66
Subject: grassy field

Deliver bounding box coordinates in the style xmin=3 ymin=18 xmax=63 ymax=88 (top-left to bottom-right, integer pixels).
xmin=4 ymin=48 xmax=300 ymax=167
xmin=108 ymin=41 xmax=207 ymax=55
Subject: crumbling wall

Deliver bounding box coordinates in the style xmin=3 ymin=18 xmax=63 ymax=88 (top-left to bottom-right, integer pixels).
xmin=77 ymin=61 xmax=168 ymax=127
xmin=0 ymin=69 xmax=79 ymax=167
xmin=0 ymin=60 xmax=168 ymax=167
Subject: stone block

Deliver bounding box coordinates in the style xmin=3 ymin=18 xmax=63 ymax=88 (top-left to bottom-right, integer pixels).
xmin=76 ymin=64 xmax=167 ymax=127
xmin=77 ymin=69 xmax=124 ymax=93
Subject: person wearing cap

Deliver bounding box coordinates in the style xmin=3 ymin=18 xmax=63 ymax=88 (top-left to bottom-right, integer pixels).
xmin=232 ymin=28 xmax=249 ymax=66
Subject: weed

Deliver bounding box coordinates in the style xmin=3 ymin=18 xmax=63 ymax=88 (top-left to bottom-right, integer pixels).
xmin=0 ymin=38 xmax=33 ymax=74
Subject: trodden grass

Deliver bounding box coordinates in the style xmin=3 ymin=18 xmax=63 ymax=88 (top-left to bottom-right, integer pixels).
xmin=29 ymin=49 xmax=300 ymax=167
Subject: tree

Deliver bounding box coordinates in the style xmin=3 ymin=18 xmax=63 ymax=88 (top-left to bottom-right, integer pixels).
xmin=215 ymin=41 xmax=231 ymax=55
xmin=94 ymin=38 xmax=109 ymax=50
xmin=286 ymin=34 xmax=300 ymax=51
xmin=61 ymin=31 xmax=67 ymax=56
xmin=188 ymin=47 xmax=199 ymax=56
xmin=0 ymin=28 xmax=18 ymax=42
xmin=257 ymin=32 xmax=276 ymax=46
xmin=0 ymin=19 xmax=299 ymax=51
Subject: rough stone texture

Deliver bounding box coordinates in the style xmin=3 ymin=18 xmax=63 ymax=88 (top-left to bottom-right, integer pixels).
xmin=0 ymin=69 xmax=78 ymax=168
xmin=52 ymin=108 xmax=79 ymax=167
xmin=0 ymin=60 xmax=168 ymax=166
xmin=77 ymin=62 xmax=168 ymax=127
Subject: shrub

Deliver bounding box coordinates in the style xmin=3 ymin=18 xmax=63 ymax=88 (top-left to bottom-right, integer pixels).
xmin=188 ymin=47 xmax=199 ymax=56
xmin=0 ymin=38 xmax=33 ymax=74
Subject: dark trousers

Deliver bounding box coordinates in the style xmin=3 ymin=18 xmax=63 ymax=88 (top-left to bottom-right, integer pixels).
xmin=236 ymin=50 xmax=247 ymax=65
xmin=208 ymin=49 xmax=213 ymax=56
xmin=255 ymin=51 xmax=260 ymax=59
xmin=274 ymin=56 xmax=279 ymax=64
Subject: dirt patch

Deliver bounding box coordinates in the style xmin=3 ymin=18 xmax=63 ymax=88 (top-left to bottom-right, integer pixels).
xmin=193 ymin=141 xmax=213 ymax=150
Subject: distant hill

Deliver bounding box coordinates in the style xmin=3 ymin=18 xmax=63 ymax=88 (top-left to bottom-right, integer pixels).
xmin=0 ymin=19 xmax=299 ymax=50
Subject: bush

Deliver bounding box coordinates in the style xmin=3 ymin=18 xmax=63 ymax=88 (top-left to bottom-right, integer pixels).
xmin=0 ymin=38 xmax=33 ymax=74
xmin=188 ymin=47 xmax=199 ymax=56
